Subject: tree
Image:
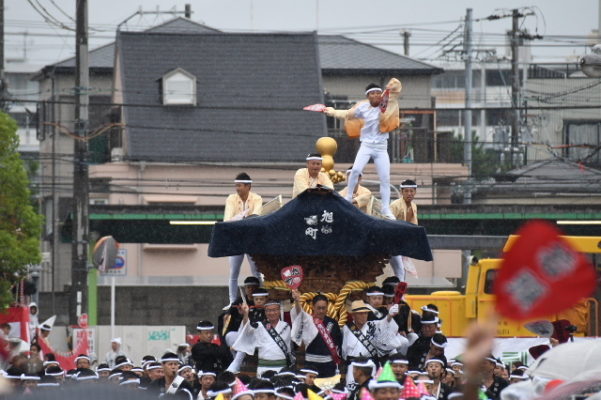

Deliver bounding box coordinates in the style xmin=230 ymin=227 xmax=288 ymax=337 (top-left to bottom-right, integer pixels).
xmin=448 ymin=134 xmax=511 ymax=178
xmin=0 ymin=112 xmax=42 ymax=309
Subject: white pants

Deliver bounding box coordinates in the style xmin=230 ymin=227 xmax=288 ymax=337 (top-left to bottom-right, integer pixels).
xmin=390 ymin=255 xmax=406 ymax=281
xmin=345 ymin=141 xmax=392 ymax=215
xmin=228 ymin=254 xmax=259 ymax=303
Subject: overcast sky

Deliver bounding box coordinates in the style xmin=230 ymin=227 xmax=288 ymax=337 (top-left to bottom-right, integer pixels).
xmin=6 ymin=0 xmax=600 ymax=67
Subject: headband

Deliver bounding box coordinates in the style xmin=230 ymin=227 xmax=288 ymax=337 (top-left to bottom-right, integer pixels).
xmin=431 ymin=338 xmax=447 ymax=349
xmin=306 ymin=155 xmax=323 ymax=161
xmin=178 ymin=365 xmax=192 ymax=374
xmin=234 ymin=180 xmax=252 ymax=184
xmin=368 ymin=380 xmax=402 ymax=390
xmin=300 ymin=368 xmax=319 ymax=375
xmin=197 ymin=324 xmax=215 ymax=331
xmin=198 ymin=371 xmax=217 ymax=377
xmin=115 ymin=360 xmax=133 ymax=369
xmin=421 ymin=306 xmax=439 ymax=315
xmin=208 ymin=388 xmax=233 ymax=397
xmin=352 ymin=359 xmax=375 ymax=368
xmin=120 ymin=379 xmax=141 ymax=385
xmin=390 ymin=359 xmax=409 ymax=365
xmin=365 ymin=87 xmax=383 ymax=95
xmin=366 ymin=291 xmax=384 ymax=296
xmin=425 ymin=359 xmax=445 ymax=367
xmin=400 ymin=184 xmax=418 ymax=189
xmin=421 ymin=317 xmax=440 ymax=325
xmin=509 ymin=374 xmax=529 ymax=380
xmin=38 ymin=382 xmax=60 ymax=387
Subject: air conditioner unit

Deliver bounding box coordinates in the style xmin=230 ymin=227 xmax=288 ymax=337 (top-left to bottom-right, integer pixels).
xmin=111 ymin=147 xmax=124 ymax=162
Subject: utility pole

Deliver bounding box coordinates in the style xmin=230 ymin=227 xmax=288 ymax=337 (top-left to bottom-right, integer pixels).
xmin=402 ymin=30 xmax=411 ymax=56
xmin=463 ymin=8 xmax=473 ymax=204
xmin=0 ymin=0 xmax=6 ymax=110
xmin=510 ymin=9 xmax=521 ymax=167
xmin=70 ymin=0 xmax=89 ymax=325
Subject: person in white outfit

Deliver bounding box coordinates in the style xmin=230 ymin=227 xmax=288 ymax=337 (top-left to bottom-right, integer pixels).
xmin=325 ymin=82 xmax=400 ymax=219
xmin=105 ymin=337 xmax=127 ymax=368
xmin=232 ymin=300 xmax=292 ymax=377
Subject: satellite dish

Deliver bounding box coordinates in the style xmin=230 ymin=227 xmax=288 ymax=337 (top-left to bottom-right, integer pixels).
xmin=580 ymin=45 xmax=601 ymax=78
xmin=92 ymin=236 xmax=119 ymax=272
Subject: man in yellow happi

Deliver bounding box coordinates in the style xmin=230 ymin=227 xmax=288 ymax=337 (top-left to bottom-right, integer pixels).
xmin=223 ymin=172 xmax=263 ymax=309
xmin=292 ymin=153 xmax=334 ymax=198
xmin=389 ymin=179 xmax=418 ymax=281
xmin=338 ymin=167 xmax=372 ymax=212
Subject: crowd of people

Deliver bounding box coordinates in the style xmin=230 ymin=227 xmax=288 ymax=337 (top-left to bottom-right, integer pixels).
xmin=1 ymin=277 xmax=532 ymax=400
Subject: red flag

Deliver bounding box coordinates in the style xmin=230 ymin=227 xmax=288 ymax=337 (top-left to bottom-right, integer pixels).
xmin=303 ymin=104 xmax=327 ymax=112
xmin=494 ymin=220 xmax=597 ymax=321
xmin=0 ymin=306 xmax=30 ymax=343
xmin=37 ymin=332 xmax=88 ymax=371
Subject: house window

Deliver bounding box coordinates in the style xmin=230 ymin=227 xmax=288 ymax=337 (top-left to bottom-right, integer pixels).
xmin=162 ymin=68 xmax=196 ymax=105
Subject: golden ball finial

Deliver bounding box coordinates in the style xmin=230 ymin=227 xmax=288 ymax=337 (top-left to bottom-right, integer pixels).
xmin=321 ymin=155 xmax=334 ymax=171
xmin=315 ymin=137 xmax=338 ymax=156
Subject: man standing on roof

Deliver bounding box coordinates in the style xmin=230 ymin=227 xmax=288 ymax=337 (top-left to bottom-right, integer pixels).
xmin=324 ymin=79 xmax=402 ymax=219
xmin=389 ymin=179 xmax=419 ymax=281
xmin=292 ymin=153 xmax=334 ymax=198
xmin=223 ymin=172 xmax=263 ymax=309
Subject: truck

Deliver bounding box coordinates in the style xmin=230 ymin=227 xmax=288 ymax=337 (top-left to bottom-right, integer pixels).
xmin=405 ymin=235 xmax=600 ymax=337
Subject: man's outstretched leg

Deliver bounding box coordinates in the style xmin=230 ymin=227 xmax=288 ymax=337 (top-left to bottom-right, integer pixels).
xmin=345 ymin=144 xmax=372 ymax=202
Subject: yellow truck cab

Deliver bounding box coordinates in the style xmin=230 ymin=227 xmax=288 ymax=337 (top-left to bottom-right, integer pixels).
xmin=405 ymin=235 xmax=600 ymax=337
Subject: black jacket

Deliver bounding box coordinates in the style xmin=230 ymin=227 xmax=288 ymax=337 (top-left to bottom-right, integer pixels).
xmin=190 ymin=341 xmax=232 ymax=373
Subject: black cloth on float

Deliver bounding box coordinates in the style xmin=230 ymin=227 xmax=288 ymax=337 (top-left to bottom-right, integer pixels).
xmin=209 ymin=188 xmax=432 ymax=259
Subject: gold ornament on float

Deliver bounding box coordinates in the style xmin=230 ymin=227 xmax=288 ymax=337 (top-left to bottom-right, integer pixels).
xmin=315 ymin=137 xmax=346 ymax=184
xmin=315 ymin=137 xmax=338 ymax=156
xmin=322 ymin=155 xmax=334 ymax=171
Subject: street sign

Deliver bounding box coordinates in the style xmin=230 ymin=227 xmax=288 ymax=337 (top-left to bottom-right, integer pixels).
xmin=78 ymin=313 xmax=88 ymax=328
xmin=101 ymin=248 xmax=127 ymax=276
xmin=73 ymin=328 xmax=95 ymax=359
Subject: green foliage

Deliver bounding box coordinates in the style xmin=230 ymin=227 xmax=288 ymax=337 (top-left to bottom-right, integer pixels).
xmin=0 ymin=112 xmax=42 ymax=309
xmin=449 ymin=133 xmax=511 ymax=178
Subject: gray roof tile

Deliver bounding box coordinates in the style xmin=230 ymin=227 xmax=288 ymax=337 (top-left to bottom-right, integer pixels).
xmin=119 ymin=32 xmax=326 ymax=163
xmin=318 ymin=35 xmax=441 ymax=74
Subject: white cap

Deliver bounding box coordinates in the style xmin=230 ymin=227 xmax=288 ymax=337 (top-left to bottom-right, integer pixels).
xmin=111 ymin=337 xmax=122 ymax=345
